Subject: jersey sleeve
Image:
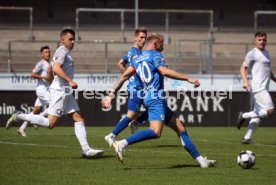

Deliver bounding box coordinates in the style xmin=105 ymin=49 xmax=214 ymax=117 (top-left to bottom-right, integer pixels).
xmin=32 ymin=61 xmax=43 ymax=73
xmin=52 ymin=47 xmax=68 ymax=66
xmin=243 ymin=50 xmax=255 ymax=67
xmin=122 ymin=51 xmax=129 ymax=64
xmin=153 ymin=52 xmax=168 ymax=69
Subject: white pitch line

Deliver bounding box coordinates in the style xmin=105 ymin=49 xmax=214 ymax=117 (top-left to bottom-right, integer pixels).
xmin=0 ymin=140 xmax=276 ymax=157
xmin=0 ymin=141 xmax=79 ymax=149
xmin=163 ymin=137 xmax=276 ymax=148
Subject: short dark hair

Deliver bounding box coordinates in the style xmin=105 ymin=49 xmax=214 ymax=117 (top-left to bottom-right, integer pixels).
xmin=135 ymin=27 xmax=147 ymax=37
xmin=40 ymin=45 xmax=50 ymax=53
xmin=255 ymin=31 xmax=266 ymax=38
xmin=60 ymin=28 xmax=75 ymax=37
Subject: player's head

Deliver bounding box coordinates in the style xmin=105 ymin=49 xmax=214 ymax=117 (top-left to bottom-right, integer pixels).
xmin=254 ymin=31 xmax=267 ymax=50
xmin=146 ymin=33 xmax=164 ymax=52
xmin=40 ymin=45 xmax=50 ymax=61
xmin=60 ymin=28 xmax=75 ymax=50
xmin=134 ymin=28 xmax=147 ymax=49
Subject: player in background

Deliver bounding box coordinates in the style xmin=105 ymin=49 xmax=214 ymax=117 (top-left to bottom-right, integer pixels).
xmin=6 ymin=28 xmax=104 ymax=158
xmin=102 ymin=33 xmax=216 ymax=168
xmin=104 ymin=28 xmax=148 ymax=147
xmin=17 ymin=46 xmax=52 ymax=137
xmin=237 ymin=31 xmax=276 ymax=144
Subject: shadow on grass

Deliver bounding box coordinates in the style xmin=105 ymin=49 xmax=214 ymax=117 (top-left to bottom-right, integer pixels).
xmin=122 ymin=164 xmax=199 ymax=170
xmin=25 ymin=155 xmax=114 ymax=160
xmin=154 ymin=144 xmax=180 ymax=148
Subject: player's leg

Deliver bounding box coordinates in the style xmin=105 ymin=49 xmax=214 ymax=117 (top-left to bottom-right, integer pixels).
xmin=6 ymin=89 xmax=64 ymax=129
xmin=113 ymin=101 xmax=165 ymax=162
xmin=166 ymin=110 xmax=216 ymax=168
xmin=113 ymin=120 xmax=162 ymax=162
xmin=17 ymin=105 xmax=43 ymax=137
xmin=240 ymin=90 xmax=274 ymax=119
xmin=129 ymin=110 xmax=149 ymax=133
xmin=105 ymin=90 xmax=142 ymax=146
xmin=66 ymin=96 xmax=104 ymax=158
xmin=242 ymin=118 xmax=261 ymax=144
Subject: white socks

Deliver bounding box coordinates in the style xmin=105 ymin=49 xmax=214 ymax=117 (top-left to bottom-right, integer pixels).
xmin=244 ymin=118 xmax=260 ymax=140
xmin=242 ymin=109 xmax=267 ymax=119
xmin=196 ymin=156 xmax=206 ymax=164
xmin=17 ymin=114 xmax=49 ymax=127
xmin=40 ymin=109 xmax=48 ymax=117
xmin=74 ymin=122 xmax=90 ymax=151
xmin=118 ymin=139 xmax=128 ymax=149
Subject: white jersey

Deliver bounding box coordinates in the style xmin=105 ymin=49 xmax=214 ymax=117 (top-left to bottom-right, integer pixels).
xmin=50 ymin=46 xmax=74 ymax=91
xmin=32 ymin=59 xmax=50 ymax=89
xmin=243 ymin=48 xmax=271 ymax=93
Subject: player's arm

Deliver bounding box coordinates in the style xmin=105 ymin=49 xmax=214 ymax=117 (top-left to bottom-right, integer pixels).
xmin=117 ymin=58 xmax=127 ymax=73
xmin=240 ymin=64 xmax=250 ymax=90
xmin=271 ymin=71 xmax=276 ymax=83
xmin=52 ymin=63 xmax=78 ymax=89
xmin=46 ymin=65 xmax=53 ymax=82
xmin=109 ymin=66 xmax=135 ymax=97
xmin=158 ymin=66 xmax=200 ymax=87
xmin=102 ymin=66 xmax=135 ymax=109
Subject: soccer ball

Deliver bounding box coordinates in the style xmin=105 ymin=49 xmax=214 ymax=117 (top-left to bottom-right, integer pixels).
xmin=237 ymin=150 xmax=256 ymax=169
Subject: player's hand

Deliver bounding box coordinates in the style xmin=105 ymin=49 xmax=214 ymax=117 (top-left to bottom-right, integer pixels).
xmin=69 ymin=80 xmax=78 ymax=89
xmin=188 ymin=78 xmax=200 ymax=88
xmin=242 ymin=81 xmax=250 ymax=91
xmin=101 ymin=96 xmax=112 ymax=109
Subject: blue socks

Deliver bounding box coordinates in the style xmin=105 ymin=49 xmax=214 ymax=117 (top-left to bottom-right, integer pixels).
xmin=179 ymin=131 xmax=200 ymax=159
xmin=112 ymin=116 xmax=132 ymax=136
xmin=126 ymin=129 xmax=157 ymax=145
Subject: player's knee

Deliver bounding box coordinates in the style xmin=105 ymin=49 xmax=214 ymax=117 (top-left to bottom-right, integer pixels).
xmin=154 ymin=131 xmax=162 ymax=138
xmin=267 ymin=108 xmax=274 ymax=117
xmin=48 ymin=123 xmax=55 ymax=129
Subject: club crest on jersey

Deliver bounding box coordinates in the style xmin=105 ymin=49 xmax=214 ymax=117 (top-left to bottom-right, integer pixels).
xmin=160 ymin=114 xmax=165 ymax=121
xmin=56 ymin=109 xmax=63 ymax=116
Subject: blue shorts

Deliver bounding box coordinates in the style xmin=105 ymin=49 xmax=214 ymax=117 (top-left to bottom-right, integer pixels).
xmin=144 ymin=99 xmax=176 ymax=123
xmin=127 ymin=90 xmax=143 ymax=113
xmin=137 ymin=106 xmax=176 ymax=124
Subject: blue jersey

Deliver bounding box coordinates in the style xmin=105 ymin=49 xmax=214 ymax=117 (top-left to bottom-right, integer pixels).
xmin=131 ymin=50 xmax=167 ymax=106
xmin=122 ymin=47 xmax=143 ymax=90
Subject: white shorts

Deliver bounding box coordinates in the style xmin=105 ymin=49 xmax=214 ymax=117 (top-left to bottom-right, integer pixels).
xmin=47 ymin=88 xmax=80 ymax=117
xmin=252 ymin=89 xmax=274 ymax=111
xmin=34 ymin=87 xmax=50 ymax=107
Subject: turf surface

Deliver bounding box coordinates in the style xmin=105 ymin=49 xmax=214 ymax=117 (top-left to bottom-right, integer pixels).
xmin=0 ymin=126 xmax=275 ymax=185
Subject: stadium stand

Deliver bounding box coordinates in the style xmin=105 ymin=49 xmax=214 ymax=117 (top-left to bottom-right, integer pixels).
xmin=1 ymin=0 xmax=276 ymax=74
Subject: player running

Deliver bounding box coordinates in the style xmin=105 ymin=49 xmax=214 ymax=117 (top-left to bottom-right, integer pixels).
xmin=102 ymin=33 xmax=216 ymax=168
xmin=237 ymin=31 xmax=276 ymax=144
xmin=6 ymin=28 xmax=104 ymax=158
xmin=104 ymin=28 xmax=148 ymax=146
xmin=17 ymin=45 xmax=52 ymax=137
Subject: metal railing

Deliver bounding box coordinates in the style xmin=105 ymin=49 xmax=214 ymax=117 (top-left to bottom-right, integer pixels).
xmin=75 ymin=8 xmax=214 ymax=44
xmin=254 ymin=10 xmax=276 ymax=30
xmin=0 ymin=6 xmax=34 ymax=40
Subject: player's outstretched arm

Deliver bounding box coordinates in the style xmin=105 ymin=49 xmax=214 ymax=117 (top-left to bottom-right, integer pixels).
xmin=109 ymin=66 xmax=135 ymax=98
xmin=240 ymin=64 xmax=250 ymax=91
xmin=158 ymin=66 xmax=200 ymax=87
xmin=102 ymin=66 xmax=135 ymax=109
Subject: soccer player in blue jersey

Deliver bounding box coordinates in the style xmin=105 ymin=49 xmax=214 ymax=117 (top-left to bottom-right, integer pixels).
xmin=102 ymin=33 xmax=216 ymax=168
xmin=104 ymin=28 xmax=148 ymax=147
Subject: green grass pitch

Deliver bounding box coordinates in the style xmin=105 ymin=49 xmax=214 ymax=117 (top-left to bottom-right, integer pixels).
xmin=0 ymin=126 xmax=275 ymax=185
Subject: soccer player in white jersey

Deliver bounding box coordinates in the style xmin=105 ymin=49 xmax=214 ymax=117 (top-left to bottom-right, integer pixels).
xmin=17 ymin=46 xmax=52 ymax=137
xmin=6 ymin=28 xmax=104 ymax=158
xmin=237 ymin=31 xmax=276 ymax=144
